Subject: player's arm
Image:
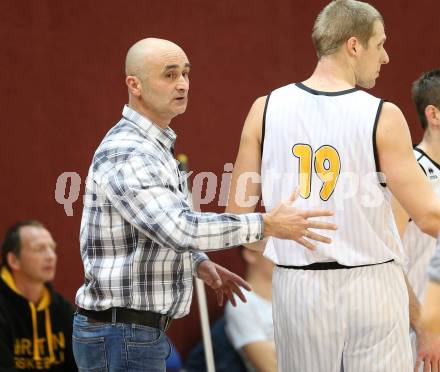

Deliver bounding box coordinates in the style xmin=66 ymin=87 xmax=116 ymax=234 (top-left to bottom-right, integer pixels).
xmin=376 ymin=102 xmax=440 ymax=237
xmin=416 ymin=280 xmax=440 ymax=371
xmin=241 ymin=341 xmax=277 ymax=372
xmin=403 ymin=275 xmax=440 ymax=370
xmin=225 ymin=96 xmax=267 ymax=251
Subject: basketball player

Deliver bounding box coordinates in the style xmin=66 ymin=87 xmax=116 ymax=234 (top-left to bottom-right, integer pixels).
xmin=226 ymin=1 xmax=440 ymax=371
xmin=393 ymin=70 xmax=440 ymax=371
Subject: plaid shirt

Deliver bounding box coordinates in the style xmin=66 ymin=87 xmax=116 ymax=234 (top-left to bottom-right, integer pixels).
xmin=75 ymin=105 xmax=263 ymax=318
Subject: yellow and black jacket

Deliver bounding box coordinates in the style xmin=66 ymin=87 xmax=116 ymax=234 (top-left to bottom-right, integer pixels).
xmin=0 ymin=267 xmax=77 ymax=371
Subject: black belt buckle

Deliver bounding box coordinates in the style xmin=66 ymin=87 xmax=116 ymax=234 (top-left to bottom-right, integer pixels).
xmin=159 ymin=315 xmax=172 ymax=332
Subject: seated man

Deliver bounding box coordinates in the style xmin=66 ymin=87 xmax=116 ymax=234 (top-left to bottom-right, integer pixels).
xmin=0 ymin=220 xmax=77 ymax=371
xmin=225 ymin=247 xmax=276 ymax=372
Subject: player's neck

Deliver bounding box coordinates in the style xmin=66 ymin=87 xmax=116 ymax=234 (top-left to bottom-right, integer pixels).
xmin=418 ymin=130 xmax=440 ymax=164
xmin=303 ymin=55 xmax=356 ymax=92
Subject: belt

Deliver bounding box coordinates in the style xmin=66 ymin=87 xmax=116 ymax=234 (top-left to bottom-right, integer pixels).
xmin=77 ymin=307 xmax=172 ymax=332
xmin=277 ymin=259 xmax=394 ymax=270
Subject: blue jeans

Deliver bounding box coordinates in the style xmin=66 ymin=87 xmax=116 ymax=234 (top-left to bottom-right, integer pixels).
xmin=72 ymin=313 xmax=171 ymax=372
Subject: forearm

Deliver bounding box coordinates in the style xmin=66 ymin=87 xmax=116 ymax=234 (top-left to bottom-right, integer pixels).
xmin=413 ymin=202 xmax=440 ymax=238
xmin=108 ymin=186 xmax=264 ymax=252
xmin=103 ymin=156 xmax=264 ymax=252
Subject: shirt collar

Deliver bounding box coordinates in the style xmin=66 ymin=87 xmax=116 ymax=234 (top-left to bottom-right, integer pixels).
xmin=122 ymin=105 xmax=177 ymax=151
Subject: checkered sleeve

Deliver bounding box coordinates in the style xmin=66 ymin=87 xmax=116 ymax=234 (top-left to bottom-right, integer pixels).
xmin=191 ymin=251 xmax=209 ymax=276
xmin=103 ymin=151 xmax=263 ymax=252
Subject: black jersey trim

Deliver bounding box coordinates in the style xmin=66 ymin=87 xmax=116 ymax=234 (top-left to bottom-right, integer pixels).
xmin=261 ymin=92 xmax=272 ymax=159
xmin=295 ymin=82 xmax=358 ymax=96
xmin=277 ymin=259 xmax=393 ymax=270
xmin=413 ymin=146 xmax=440 ymax=171
xmin=410 ymin=145 xmax=428 ymax=176
xmin=408 ymin=147 xmax=429 ymax=223
xmin=373 ymin=99 xmax=386 ymax=187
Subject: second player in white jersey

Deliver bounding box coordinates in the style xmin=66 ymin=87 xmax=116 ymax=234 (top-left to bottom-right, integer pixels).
xmin=404 ymin=148 xmax=440 ymax=301
xmin=404 ymin=148 xmax=440 ymax=363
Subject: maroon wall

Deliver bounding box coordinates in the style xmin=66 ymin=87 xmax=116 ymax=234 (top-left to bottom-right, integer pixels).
xmin=1 ymin=0 xmax=438 ymax=357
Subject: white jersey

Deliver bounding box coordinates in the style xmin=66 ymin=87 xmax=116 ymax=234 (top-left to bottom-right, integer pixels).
xmin=403 ymin=147 xmax=440 ymax=300
xmin=262 ymin=83 xmax=404 ymax=266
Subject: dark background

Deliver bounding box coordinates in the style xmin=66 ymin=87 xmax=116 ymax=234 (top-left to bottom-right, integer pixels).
xmin=1 ymin=0 xmax=438 ymax=358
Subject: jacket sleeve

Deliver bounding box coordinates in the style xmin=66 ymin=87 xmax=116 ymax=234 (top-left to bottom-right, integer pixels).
xmin=0 ymin=311 xmax=16 ymax=371
xmin=55 ymin=296 xmax=78 ymax=372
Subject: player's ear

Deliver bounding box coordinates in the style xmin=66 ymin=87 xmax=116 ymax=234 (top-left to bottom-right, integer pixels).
xmin=424 ymin=105 xmax=440 ymax=128
xmin=6 ymin=252 xmax=20 ymax=271
xmin=434 ymin=106 xmax=440 ymax=127
xmin=346 ymin=37 xmax=358 ymax=56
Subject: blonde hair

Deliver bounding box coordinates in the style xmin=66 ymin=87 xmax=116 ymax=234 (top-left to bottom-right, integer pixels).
xmin=312 ymin=0 xmax=383 ymax=59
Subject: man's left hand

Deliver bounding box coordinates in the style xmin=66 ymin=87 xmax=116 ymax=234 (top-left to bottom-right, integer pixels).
xmin=197 ymin=260 xmax=251 ymax=307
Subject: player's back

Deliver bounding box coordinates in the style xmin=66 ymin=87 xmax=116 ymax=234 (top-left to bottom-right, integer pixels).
xmin=261 ymin=83 xmax=403 ymax=266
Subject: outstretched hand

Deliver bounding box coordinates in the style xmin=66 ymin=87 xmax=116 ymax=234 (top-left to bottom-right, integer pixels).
xmin=263 ymin=189 xmax=337 ymax=250
xmin=415 ymin=329 xmax=440 ymax=372
xmin=197 ymin=260 xmax=251 ymax=307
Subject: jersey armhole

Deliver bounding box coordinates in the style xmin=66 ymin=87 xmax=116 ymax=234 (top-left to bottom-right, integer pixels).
xmin=372 ymin=99 xmax=386 ymax=187
xmin=407 ymin=154 xmax=427 ymax=223
xmin=260 ymin=92 xmax=272 ymax=159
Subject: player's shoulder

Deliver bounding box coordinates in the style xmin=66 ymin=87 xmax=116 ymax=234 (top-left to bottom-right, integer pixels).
xmin=377 ymin=101 xmax=407 ymax=130
xmin=381 ymin=101 xmax=404 ymax=115
xmin=265 ymin=83 xmax=299 ymax=101
xmin=245 ymin=96 xmax=268 ymax=121
xmin=252 ymin=95 xmax=268 ymax=109
xmin=374 ymin=101 xmax=411 ymax=149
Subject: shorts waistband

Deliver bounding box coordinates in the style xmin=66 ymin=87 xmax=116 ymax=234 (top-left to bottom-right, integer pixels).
xmin=276 ymin=259 xmax=394 ymax=271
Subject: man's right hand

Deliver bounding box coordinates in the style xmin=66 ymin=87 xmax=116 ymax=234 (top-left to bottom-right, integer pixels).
xmin=262 ymin=191 xmax=337 ymax=250
xmin=415 ymin=329 xmax=440 ymax=372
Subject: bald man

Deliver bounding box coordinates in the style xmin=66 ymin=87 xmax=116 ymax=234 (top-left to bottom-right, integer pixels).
xmin=72 ymin=38 xmax=336 ymax=371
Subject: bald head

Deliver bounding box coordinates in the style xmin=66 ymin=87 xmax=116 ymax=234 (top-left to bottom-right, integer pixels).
xmin=125 ymin=38 xmax=185 ymax=79
xmin=124 ymin=38 xmax=190 ymax=127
